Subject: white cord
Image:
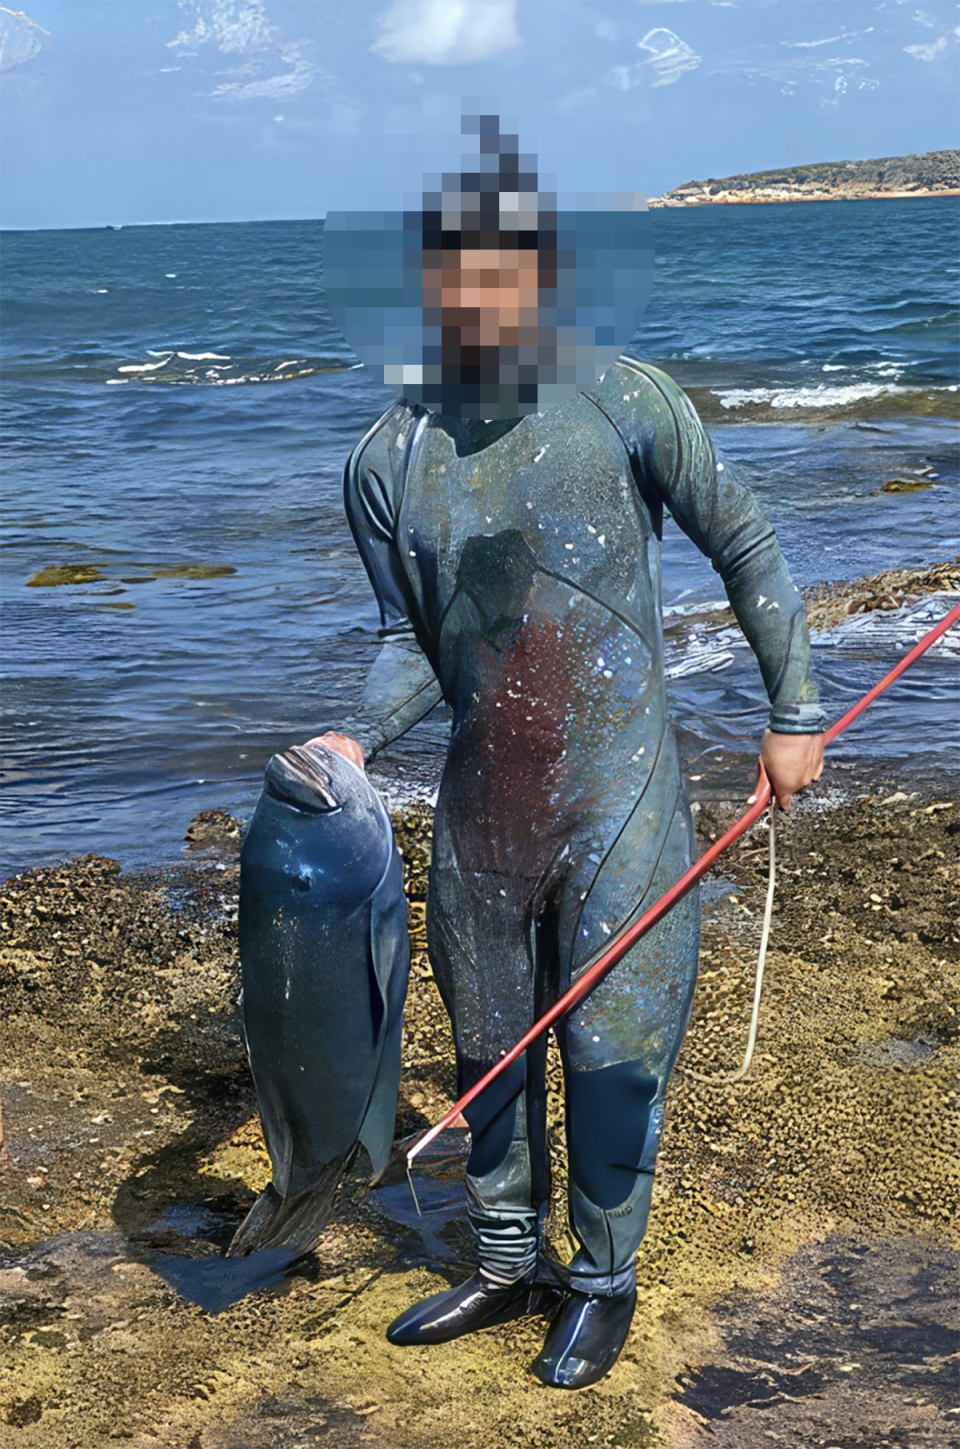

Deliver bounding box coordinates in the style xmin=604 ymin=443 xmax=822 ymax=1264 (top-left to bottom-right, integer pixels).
xmin=682 ymin=799 xmax=776 ymax=1086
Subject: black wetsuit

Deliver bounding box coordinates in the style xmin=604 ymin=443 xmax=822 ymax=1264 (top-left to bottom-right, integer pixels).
xmin=344 ymin=357 xmax=824 ymax=1294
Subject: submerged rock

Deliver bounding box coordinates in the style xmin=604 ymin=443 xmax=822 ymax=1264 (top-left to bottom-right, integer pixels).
xmin=155 ymin=564 xmax=237 ymax=580
xmin=27 ymin=564 xmax=105 ymax=587
xmin=881 ymin=477 xmax=934 ymax=493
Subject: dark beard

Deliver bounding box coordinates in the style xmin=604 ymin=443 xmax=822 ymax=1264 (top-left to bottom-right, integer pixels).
xmin=429 ymin=340 xmax=538 ymax=420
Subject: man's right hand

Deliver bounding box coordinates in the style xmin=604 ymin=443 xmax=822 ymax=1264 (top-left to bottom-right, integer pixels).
xmin=306 ymin=731 xmax=365 ymax=771
xmin=759 ymin=730 xmax=824 ymax=810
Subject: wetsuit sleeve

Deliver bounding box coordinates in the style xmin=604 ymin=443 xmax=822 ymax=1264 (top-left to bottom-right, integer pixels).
xmin=611 ymin=360 xmax=826 ymax=735
xmin=341 ymin=417 xmax=443 ymax=761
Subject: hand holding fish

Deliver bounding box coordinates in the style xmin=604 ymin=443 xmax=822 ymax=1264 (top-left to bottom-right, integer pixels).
xmin=308 ymin=731 xmax=365 ymax=771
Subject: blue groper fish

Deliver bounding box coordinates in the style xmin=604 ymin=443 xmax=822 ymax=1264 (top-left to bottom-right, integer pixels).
xmin=227 ymin=739 xmax=410 ymax=1258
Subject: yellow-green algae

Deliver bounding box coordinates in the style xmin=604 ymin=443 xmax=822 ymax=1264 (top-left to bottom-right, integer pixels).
xmin=881 ymin=477 xmax=934 ymax=493
xmin=27 ymin=565 xmax=106 ymax=587
xmin=0 ymin=793 xmax=956 ymax=1448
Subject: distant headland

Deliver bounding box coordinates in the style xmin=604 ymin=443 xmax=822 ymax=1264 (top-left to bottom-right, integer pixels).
xmin=647 ymin=149 xmax=960 ymax=207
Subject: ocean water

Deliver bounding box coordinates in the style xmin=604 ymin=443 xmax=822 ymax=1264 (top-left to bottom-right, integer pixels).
xmin=2 ymin=199 xmax=958 ymax=877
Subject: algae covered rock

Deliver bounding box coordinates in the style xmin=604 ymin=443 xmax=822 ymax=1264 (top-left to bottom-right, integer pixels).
xmin=27 ymin=564 xmax=105 ymax=587
xmin=155 ymin=564 xmax=237 ymax=580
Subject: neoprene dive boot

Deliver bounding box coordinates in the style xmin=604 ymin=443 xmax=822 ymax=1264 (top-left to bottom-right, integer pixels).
xmin=386 ymin=1188 xmax=553 ymax=1346
xmin=386 ymin=1271 xmax=551 ymax=1346
xmin=532 ymin=1282 xmax=637 ymax=1389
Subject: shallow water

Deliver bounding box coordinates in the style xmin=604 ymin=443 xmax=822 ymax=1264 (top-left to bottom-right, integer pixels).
xmin=2 ymin=203 xmax=958 ymax=876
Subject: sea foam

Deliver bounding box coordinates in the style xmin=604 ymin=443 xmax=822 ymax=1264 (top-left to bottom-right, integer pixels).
xmin=118 ymin=358 xmax=172 ymax=374
xmin=714 ymin=381 xmax=903 ymax=410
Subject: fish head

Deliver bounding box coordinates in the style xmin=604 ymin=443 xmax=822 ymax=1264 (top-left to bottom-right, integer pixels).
xmin=252 ymin=738 xmax=391 ymax=892
xmin=264 ymin=741 xmax=345 ymax=814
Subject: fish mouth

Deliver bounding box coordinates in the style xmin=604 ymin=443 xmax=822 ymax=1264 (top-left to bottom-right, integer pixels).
xmin=264 ymin=743 xmax=342 ymax=813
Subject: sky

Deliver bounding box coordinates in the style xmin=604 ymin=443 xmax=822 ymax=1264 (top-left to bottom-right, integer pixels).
xmin=1 ymin=0 xmax=958 ymax=229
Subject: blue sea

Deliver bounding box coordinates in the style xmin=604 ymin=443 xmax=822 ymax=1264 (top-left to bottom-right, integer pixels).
xmin=2 ymin=198 xmax=958 ymax=877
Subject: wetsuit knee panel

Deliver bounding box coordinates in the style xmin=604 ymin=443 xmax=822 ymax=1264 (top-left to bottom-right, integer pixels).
xmin=566 ymin=1061 xmax=658 ymax=1211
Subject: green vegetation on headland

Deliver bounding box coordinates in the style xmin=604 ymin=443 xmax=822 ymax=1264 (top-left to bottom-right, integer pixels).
xmin=648 ymin=149 xmax=960 ymax=207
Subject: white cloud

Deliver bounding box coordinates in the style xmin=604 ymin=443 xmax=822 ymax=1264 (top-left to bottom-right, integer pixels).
xmin=815 ymin=56 xmax=869 ymax=69
xmin=614 ymin=26 xmax=701 ymax=90
xmin=0 ymin=5 xmax=48 ymax=71
xmin=710 ymin=36 xmax=882 ymax=103
xmin=371 ymin=0 xmax=520 ymax=66
xmin=212 ymin=45 xmax=314 ymax=99
xmin=810 ymin=55 xmax=879 ymax=92
xmin=905 ymin=35 xmax=948 ymax=59
xmin=167 ymin=1 xmax=321 ymax=101
xmin=639 ymin=26 xmax=701 ymax=86
xmin=781 ymin=29 xmax=874 ymax=49
xmin=169 ymin=0 xmax=274 ymax=56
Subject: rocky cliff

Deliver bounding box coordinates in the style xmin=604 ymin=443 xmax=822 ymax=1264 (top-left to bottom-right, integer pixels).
xmin=648 ymin=149 xmax=960 ymax=207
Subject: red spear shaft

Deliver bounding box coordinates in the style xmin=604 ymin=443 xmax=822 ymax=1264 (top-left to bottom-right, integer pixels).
xmin=405 ymin=600 xmax=960 ymax=1174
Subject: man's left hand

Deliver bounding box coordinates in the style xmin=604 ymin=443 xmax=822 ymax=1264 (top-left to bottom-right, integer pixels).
xmin=306 ymin=731 xmax=365 ymax=771
xmin=760 ymin=730 xmax=824 ymax=810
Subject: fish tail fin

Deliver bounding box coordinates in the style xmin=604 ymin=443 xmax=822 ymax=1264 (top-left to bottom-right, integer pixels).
xmin=225 ymin=1158 xmax=345 ymax=1259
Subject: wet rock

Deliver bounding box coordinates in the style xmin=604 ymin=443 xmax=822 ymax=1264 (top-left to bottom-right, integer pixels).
xmin=881 ymin=477 xmax=934 ymax=492
xmin=671 ymin=1235 xmax=957 ymax=1448
xmin=26 ymin=565 xmax=105 ymax=587
xmin=4 ymin=1395 xmax=43 ymax=1427
xmin=803 ymin=557 xmax=959 ymax=630
xmin=857 ymin=1034 xmax=940 ymax=1069
xmin=183 ymin=810 xmax=243 ymax=852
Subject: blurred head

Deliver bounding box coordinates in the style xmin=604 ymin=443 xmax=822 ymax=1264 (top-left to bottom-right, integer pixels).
xmin=418 ymin=114 xmax=559 ymax=418
xmin=322 ymin=109 xmax=652 ymax=421
xmin=422 ymin=245 xmax=541 ymax=349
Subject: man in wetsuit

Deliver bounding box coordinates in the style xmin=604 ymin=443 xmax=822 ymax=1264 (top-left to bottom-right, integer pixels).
xmin=320 ymin=133 xmax=825 ymax=1389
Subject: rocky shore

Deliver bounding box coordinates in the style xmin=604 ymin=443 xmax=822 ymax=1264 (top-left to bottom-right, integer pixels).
xmin=804 ymin=559 xmax=960 ymax=631
xmin=2 ymin=760 xmax=958 ymax=1445
xmin=648 ymin=149 xmax=960 ymax=207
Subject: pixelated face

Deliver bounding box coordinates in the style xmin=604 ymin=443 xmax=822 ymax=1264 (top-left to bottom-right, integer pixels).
xmin=323 ymin=107 xmax=653 ymax=420
xmin=423 ymin=246 xmax=541 ymax=346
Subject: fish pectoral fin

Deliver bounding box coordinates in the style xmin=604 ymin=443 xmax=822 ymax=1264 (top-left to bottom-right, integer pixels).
xmin=368 ymin=849 xmax=410 ymax=1002
xmin=361 ymin=859 xmax=412 ymax=1179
